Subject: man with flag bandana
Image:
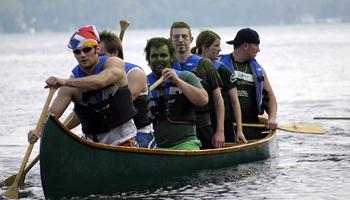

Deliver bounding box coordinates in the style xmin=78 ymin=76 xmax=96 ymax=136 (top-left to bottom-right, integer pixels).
xmin=191 ymin=30 xmax=247 ymax=144
xmin=62 ymin=30 xmax=156 ymax=149
xmin=27 ymin=25 xmax=138 ymax=147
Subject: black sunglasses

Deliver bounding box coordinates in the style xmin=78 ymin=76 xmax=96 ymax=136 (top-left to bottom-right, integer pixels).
xmin=73 ymin=46 xmax=94 ymax=55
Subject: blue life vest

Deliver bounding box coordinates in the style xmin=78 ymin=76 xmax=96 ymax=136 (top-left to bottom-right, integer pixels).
xmin=219 ymin=54 xmax=235 ymax=73
xmin=172 ymin=54 xmax=210 ymax=113
xmin=211 ymin=60 xmax=223 ymax=70
xmin=125 ymin=62 xmax=138 ymax=74
xmin=220 ymin=54 xmax=265 ymax=114
xmin=71 ymin=56 xmax=108 ymax=101
xmin=172 ymin=54 xmax=202 ymax=72
xmin=147 ymin=71 xmax=196 ymax=125
xmin=72 ymin=56 xmax=136 ymax=134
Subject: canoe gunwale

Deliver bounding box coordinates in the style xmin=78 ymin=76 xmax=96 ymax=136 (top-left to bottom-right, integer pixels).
xmin=50 ymin=115 xmax=277 ymax=155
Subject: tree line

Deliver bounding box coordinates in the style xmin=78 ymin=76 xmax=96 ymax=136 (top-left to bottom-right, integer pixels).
xmin=0 ymin=0 xmax=349 ymax=33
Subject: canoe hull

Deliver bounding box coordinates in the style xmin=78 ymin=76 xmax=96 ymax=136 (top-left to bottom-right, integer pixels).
xmin=40 ymin=116 xmax=278 ymax=199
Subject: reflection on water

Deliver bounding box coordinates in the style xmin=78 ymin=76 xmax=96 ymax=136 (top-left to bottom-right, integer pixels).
xmin=1 ymin=24 xmax=350 ymax=199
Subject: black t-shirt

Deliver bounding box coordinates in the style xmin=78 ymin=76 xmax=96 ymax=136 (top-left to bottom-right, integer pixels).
xmin=232 ymin=59 xmax=259 ymax=122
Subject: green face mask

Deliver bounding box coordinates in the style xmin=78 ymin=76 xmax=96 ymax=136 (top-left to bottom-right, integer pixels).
xmin=149 ymin=45 xmax=172 ymax=77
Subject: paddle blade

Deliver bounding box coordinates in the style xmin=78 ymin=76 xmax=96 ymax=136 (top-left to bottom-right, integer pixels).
xmin=1 ymin=174 xmax=17 ymax=187
xmin=4 ymin=184 xmax=19 ymax=199
xmin=120 ymin=20 xmax=130 ymax=31
xmin=119 ymin=20 xmax=130 ymax=41
xmin=4 ymin=88 xmax=57 ymax=198
xmin=278 ymin=123 xmax=326 ymax=134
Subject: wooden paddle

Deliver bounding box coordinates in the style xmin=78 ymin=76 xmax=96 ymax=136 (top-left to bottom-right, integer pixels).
xmin=149 ymin=76 xmax=164 ymax=91
xmin=242 ymin=122 xmax=325 ymax=134
xmin=314 ymin=116 xmax=350 ymax=120
xmin=4 ymin=87 xmax=57 ymax=199
xmin=2 ymin=20 xmax=133 ymax=189
xmin=117 ymin=19 xmax=163 ymax=94
xmin=119 ymin=20 xmax=130 ymax=42
xmin=1 ymin=112 xmax=76 ymax=187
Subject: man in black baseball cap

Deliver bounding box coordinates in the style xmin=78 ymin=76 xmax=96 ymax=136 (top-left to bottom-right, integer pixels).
xmin=226 ymin=28 xmax=260 ymax=46
xmin=219 ymin=27 xmax=278 ymax=140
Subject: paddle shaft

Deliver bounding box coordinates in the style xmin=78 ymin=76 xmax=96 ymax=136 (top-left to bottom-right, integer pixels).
xmin=19 ymin=154 xmax=40 ymax=184
xmin=149 ymin=76 xmax=164 ymax=91
xmin=4 ymin=87 xmax=57 ymax=199
xmin=117 ymin=20 xmax=164 ymax=94
xmin=314 ymin=116 xmax=350 ymax=120
xmin=241 ymin=122 xmax=325 ymax=134
xmin=2 ymin=97 xmax=86 ymax=188
xmin=242 ymin=123 xmax=265 ymax=128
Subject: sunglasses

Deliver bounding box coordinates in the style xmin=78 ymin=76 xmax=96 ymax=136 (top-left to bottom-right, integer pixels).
xmin=73 ymin=46 xmax=94 ymax=55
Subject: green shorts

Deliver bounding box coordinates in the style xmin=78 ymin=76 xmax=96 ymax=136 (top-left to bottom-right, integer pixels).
xmin=157 ymin=139 xmax=202 ymax=150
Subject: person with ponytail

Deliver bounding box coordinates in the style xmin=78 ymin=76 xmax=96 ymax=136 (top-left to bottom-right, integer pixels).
xmin=192 ymin=30 xmax=247 ymax=143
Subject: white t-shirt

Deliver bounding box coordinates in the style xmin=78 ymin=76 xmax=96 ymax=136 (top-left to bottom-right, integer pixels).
xmin=84 ymin=119 xmax=137 ymax=145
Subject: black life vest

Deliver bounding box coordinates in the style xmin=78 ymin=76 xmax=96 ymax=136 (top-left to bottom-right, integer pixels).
xmin=71 ymin=56 xmax=136 ymax=134
xmin=125 ymin=62 xmax=152 ymax=129
xmin=147 ymin=72 xmax=196 ymax=125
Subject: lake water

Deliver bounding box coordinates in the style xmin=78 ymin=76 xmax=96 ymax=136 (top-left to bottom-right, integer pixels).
xmin=1 ymin=23 xmax=350 ymax=199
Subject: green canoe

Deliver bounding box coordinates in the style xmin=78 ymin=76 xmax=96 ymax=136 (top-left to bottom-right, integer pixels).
xmin=40 ymin=116 xmax=278 ymax=199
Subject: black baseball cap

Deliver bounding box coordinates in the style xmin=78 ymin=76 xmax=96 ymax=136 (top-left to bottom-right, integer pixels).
xmin=226 ymin=28 xmax=260 ymax=46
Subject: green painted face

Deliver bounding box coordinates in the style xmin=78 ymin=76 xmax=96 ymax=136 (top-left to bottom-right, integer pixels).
xmin=149 ymin=45 xmax=172 ymax=77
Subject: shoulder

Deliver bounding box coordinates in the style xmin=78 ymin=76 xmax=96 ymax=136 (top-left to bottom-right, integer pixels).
xmin=105 ymin=56 xmax=123 ymax=63
xmin=218 ymin=64 xmax=231 ymax=74
xmin=104 ymin=56 xmax=124 ymax=69
xmin=197 ymin=58 xmax=218 ymax=74
xmin=127 ymin=66 xmax=146 ymax=81
xmin=127 ymin=65 xmax=145 ymax=76
xmin=198 ymin=57 xmax=213 ymax=66
xmin=179 ymin=70 xmax=195 ymax=79
xmin=180 ymin=71 xmax=204 ymax=89
xmin=218 ymin=65 xmax=234 ymax=80
xmin=258 ymin=64 xmax=267 ymax=76
xmin=179 ymin=71 xmax=198 ymax=82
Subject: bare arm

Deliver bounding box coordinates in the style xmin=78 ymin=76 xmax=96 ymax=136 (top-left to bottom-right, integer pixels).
xmin=261 ymin=67 xmax=278 ymax=130
xmin=46 ymin=57 xmax=127 ymax=90
xmin=127 ymin=68 xmax=148 ymax=101
xmin=212 ymin=88 xmax=225 ymax=148
xmin=228 ymin=88 xmax=247 ymax=143
xmin=47 ymin=86 xmax=74 ymax=119
xmin=162 ymin=68 xmax=208 ymax=106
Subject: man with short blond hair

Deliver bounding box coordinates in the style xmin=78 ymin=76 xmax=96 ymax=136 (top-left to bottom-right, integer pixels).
xmin=170 ymin=21 xmax=226 ymax=149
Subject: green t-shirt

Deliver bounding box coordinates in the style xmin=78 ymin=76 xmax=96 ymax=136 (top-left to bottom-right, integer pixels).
xmin=154 ymin=71 xmax=203 ymax=148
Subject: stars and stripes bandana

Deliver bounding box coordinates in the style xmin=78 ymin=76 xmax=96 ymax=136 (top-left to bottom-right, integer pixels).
xmin=68 ymin=25 xmax=100 ymax=49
